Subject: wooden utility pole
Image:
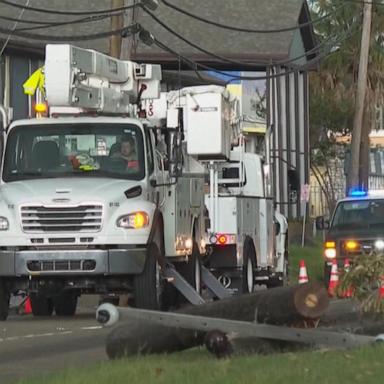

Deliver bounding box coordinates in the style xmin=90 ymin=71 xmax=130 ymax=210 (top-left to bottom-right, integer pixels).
xmin=347 ymin=1 xmax=373 ymax=191
xmin=109 ymin=0 xmax=125 ymax=58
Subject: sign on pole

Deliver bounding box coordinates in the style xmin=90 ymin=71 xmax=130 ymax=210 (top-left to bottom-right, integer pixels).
xmin=301 ymin=184 xmax=310 ymax=248
xmin=300 ymin=184 xmax=311 ymax=202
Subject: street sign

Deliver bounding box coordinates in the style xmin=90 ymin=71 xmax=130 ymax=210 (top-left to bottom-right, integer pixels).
xmin=300 ymin=184 xmax=310 ymax=202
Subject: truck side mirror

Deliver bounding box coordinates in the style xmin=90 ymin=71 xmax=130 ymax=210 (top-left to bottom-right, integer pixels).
xmin=150 ymin=179 xmax=157 ymax=188
xmin=275 ymin=222 xmax=281 ymax=236
xmin=315 ymin=216 xmax=330 ymax=230
xmin=168 ymin=131 xmax=182 ymax=179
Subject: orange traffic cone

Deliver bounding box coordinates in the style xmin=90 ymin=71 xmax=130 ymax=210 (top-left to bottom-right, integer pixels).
xmin=328 ymin=259 xmax=339 ymax=297
xmin=378 ymin=276 xmax=384 ymax=299
xmin=298 ymin=260 xmax=309 ymax=284
xmin=24 ymin=296 xmax=32 ymax=314
xmin=342 ymin=258 xmax=353 ymax=298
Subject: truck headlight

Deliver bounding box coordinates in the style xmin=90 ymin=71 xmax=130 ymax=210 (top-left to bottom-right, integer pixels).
xmin=116 ymin=212 xmax=149 ymax=229
xmin=324 ymin=241 xmax=336 ymax=259
xmin=0 ymin=217 xmax=9 ymax=230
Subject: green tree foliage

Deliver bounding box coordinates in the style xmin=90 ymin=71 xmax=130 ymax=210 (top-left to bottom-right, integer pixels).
xmin=339 ymin=253 xmax=384 ymax=313
xmin=309 ymin=0 xmax=384 ymax=209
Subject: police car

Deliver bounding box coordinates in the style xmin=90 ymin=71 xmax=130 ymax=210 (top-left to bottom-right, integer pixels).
xmin=320 ymin=189 xmax=384 ymax=284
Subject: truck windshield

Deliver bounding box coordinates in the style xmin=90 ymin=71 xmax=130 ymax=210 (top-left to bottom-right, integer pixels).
xmin=332 ymin=199 xmax=384 ymax=229
xmin=3 ymin=123 xmax=145 ymax=182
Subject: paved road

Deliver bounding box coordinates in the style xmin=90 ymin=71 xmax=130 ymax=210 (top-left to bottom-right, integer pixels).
xmin=0 ymin=297 xmax=110 ymax=384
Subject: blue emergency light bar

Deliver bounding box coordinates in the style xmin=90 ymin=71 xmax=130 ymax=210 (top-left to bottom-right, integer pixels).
xmin=348 ymin=188 xmax=368 ymax=197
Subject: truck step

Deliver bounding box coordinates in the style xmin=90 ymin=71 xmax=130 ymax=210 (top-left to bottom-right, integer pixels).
xmin=162 ymin=265 xmax=205 ymax=305
xmin=201 ymin=266 xmax=232 ymax=299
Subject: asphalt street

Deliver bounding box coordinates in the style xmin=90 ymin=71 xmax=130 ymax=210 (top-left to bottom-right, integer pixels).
xmin=0 ymin=296 xmax=109 ymax=384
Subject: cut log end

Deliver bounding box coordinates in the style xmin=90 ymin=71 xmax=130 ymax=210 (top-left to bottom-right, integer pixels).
xmin=294 ymin=282 xmax=329 ymax=319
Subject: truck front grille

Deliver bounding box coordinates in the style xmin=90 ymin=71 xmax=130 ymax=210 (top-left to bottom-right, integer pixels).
xmin=27 ymin=259 xmax=96 ymax=272
xmin=21 ymin=205 xmax=103 ymax=233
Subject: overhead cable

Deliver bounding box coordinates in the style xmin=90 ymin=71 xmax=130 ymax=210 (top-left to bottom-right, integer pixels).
xmin=15 ymin=13 xmax=118 ymax=32
xmin=141 ymin=6 xmax=360 ymax=68
xmin=0 ymin=0 xmax=137 ymax=15
xmin=150 ymin=23 xmax=361 ymax=83
xmin=160 ymin=0 xmax=345 ymax=34
xmin=0 ymin=23 xmax=141 ymax=41
xmin=0 ymin=0 xmax=29 ymax=57
xmin=0 ymin=14 xmax=64 ymax=25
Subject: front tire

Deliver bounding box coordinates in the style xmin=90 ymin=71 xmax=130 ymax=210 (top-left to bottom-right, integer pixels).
xmin=0 ymin=279 xmax=10 ymax=321
xmin=30 ymin=294 xmax=54 ymax=317
xmin=133 ymin=243 xmax=165 ymax=310
xmin=53 ymin=291 xmax=78 ymax=316
xmin=177 ymin=242 xmax=202 ymax=293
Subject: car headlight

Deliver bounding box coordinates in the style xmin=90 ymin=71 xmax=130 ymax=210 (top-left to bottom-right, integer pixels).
xmin=324 ymin=241 xmax=336 ymax=259
xmin=375 ymin=239 xmax=384 ymax=251
xmin=344 ymin=240 xmax=360 ymax=251
xmin=324 ymin=248 xmax=336 ymax=259
xmin=0 ymin=217 xmax=9 ymax=231
xmin=116 ymin=212 xmax=149 ymax=229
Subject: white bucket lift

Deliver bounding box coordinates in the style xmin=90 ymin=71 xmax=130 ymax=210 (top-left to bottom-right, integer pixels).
xmin=44 ymin=44 xmax=162 ymax=114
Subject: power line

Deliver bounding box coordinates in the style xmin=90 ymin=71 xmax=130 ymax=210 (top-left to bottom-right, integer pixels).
xmin=160 ymin=0 xmax=346 ymax=34
xmin=15 ymin=13 xmax=118 ymax=32
xmin=0 ymin=0 xmax=137 ymax=15
xmin=150 ymin=23 xmax=361 ymax=83
xmin=0 ymin=0 xmax=29 ymax=57
xmin=0 ymin=23 xmax=141 ymax=42
xmin=141 ymin=6 xmax=359 ymax=69
xmin=0 ymin=14 xmax=66 ymax=25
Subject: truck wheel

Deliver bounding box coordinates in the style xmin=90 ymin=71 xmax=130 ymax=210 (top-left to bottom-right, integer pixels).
xmin=53 ymin=291 xmax=78 ymax=316
xmin=134 ymin=242 xmax=165 ymax=310
xmin=30 ymin=294 xmax=54 ymax=317
xmin=177 ymin=242 xmax=202 ymax=294
xmin=0 ymin=279 xmax=10 ymax=321
xmin=324 ymin=262 xmax=331 ymax=288
xmin=242 ymin=242 xmax=256 ymax=294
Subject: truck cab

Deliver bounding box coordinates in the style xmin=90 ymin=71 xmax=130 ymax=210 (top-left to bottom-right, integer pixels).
xmin=0 ymin=44 xmax=206 ymax=320
xmin=0 ymin=115 xmax=170 ymax=317
xmin=322 ymin=190 xmax=384 ymax=283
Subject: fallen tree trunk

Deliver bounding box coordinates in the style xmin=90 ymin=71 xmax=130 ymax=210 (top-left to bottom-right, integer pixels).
xmin=106 ymin=282 xmax=329 ymax=359
xmin=179 ymin=281 xmax=329 ymax=324
xmin=319 ymin=299 xmax=384 ymax=336
xmin=320 ymin=299 xmax=360 ymax=325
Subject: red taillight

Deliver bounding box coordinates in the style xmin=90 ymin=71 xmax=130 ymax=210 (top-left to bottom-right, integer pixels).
xmin=209 ymin=233 xmax=236 ymax=245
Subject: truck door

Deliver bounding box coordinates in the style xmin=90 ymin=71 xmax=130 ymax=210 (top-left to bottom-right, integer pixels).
xmin=146 ymin=129 xmax=165 ymax=205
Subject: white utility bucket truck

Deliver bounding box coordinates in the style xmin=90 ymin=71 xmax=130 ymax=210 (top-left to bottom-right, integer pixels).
xmin=0 ymin=44 xmax=287 ymax=321
xmin=146 ymin=87 xmax=288 ymax=294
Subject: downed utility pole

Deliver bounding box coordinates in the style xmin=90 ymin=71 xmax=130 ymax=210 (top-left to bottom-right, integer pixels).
xmin=347 ymin=0 xmax=373 ymax=190
xmin=100 ymin=283 xmax=330 ymax=358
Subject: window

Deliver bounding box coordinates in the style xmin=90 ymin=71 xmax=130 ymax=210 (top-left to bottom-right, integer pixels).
xmin=332 ymin=199 xmax=384 ymax=229
xmin=3 ymin=123 xmax=145 ymax=182
xmin=145 ymin=129 xmax=154 ymax=174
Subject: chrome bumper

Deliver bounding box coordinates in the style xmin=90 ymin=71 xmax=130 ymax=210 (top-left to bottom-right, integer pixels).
xmin=0 ymin=248 xmax=147 ymax=276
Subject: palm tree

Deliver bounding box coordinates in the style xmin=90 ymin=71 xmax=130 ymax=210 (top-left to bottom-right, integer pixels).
xmin=309 ymin=0 xmax=384 ymax=195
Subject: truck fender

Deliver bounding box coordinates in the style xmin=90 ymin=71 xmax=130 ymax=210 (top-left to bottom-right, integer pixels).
xmin=146 ymin=208 xmax=166 ymax=268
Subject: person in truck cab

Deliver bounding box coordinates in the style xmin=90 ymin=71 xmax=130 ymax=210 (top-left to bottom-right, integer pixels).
xmin=110 ymin=135 xmax=139 ymax=170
